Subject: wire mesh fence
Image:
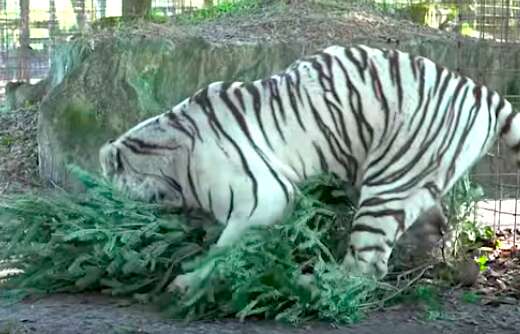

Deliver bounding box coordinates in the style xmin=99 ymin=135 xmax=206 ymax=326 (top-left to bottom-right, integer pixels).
xmin=1 ymin=0 xmax=520 ymax=247
xmin=365 ymin=0 xmax=520 ymax=42
xmin=0 ymin=0 xmax=217 ymax=99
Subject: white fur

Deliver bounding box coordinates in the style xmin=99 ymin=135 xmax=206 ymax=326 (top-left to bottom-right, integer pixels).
xmin=100 ymin=45 xmax=518 ymax=289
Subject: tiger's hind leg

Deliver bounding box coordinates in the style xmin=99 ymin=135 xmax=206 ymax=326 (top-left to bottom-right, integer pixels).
xmin=389 ymin=203 xmax=449 ymax=271
xmin=343 ymin=183 xmax=444 ymax=279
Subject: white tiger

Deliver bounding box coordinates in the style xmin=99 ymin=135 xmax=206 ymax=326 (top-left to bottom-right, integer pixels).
xmin=99 ymin=44 xmax=520 ymax=290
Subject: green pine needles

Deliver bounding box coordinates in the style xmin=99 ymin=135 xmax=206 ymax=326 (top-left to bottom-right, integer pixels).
xmin=0 ymin=166 xmax=385 ymax=323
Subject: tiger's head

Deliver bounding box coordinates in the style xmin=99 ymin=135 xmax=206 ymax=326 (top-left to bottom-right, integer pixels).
xmin=99 ymin=114 xmax=185 ymax=206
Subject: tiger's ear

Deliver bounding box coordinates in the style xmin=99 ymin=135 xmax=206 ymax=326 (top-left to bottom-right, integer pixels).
xmin=99 ymin=140 xmax=123 ymax=177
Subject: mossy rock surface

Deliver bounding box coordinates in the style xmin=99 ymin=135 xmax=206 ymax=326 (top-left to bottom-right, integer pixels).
xmin=37 ymin=35 xmax=305 ymax=190
xmin=36 ymin=27 xmax=520 ymax=192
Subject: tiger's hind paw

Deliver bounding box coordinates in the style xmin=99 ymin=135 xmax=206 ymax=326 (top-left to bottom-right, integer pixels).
xmin=343 ymin=249 xmax=389 ymax=279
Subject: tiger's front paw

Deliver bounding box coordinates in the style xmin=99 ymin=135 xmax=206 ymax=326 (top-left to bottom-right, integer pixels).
xmin=168 ymin=262 xmax=216 ymax=294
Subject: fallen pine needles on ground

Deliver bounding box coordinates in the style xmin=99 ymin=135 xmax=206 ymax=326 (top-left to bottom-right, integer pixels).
xmin=0 ymin=166 xmax=415 ymax=323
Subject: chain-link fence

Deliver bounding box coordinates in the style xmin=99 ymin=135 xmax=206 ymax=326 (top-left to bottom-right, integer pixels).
xmin=0 ymin=0 xmax=215 ymax=99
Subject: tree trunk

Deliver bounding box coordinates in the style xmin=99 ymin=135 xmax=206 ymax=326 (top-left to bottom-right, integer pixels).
xmin=70 ymin=0 xmax=86 ymax=31
xmin=122 ymin=0 xmax=152 ymax=18
xmin=97 ymin=0 xmax=107 ymax=18
xmin=0 ymin=0 xmax=5 ymax=63
xmin=48 ymin=0 xmax=57 ymax=62
xmin=18 ymin=0 xmax=30 ymax=81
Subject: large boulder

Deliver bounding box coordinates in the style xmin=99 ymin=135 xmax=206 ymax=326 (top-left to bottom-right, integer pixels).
xmin=37 ymin=35 xmax=304 ymax=191
xmin=36 ymin=29 xmax=520 ymax=194
xmin=5 ymin=80 xmax=47 ymax=111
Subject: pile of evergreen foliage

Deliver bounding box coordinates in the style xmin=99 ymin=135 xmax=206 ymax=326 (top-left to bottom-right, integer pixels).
xmin=0 ymin=166 xmax=386 ymax=323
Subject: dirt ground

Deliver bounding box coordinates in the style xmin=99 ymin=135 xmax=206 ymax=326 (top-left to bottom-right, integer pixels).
xmin=1 ymin=1 xmax=520 ymax=333
xmin=0 ymin=291 xmax=519 ymax=334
